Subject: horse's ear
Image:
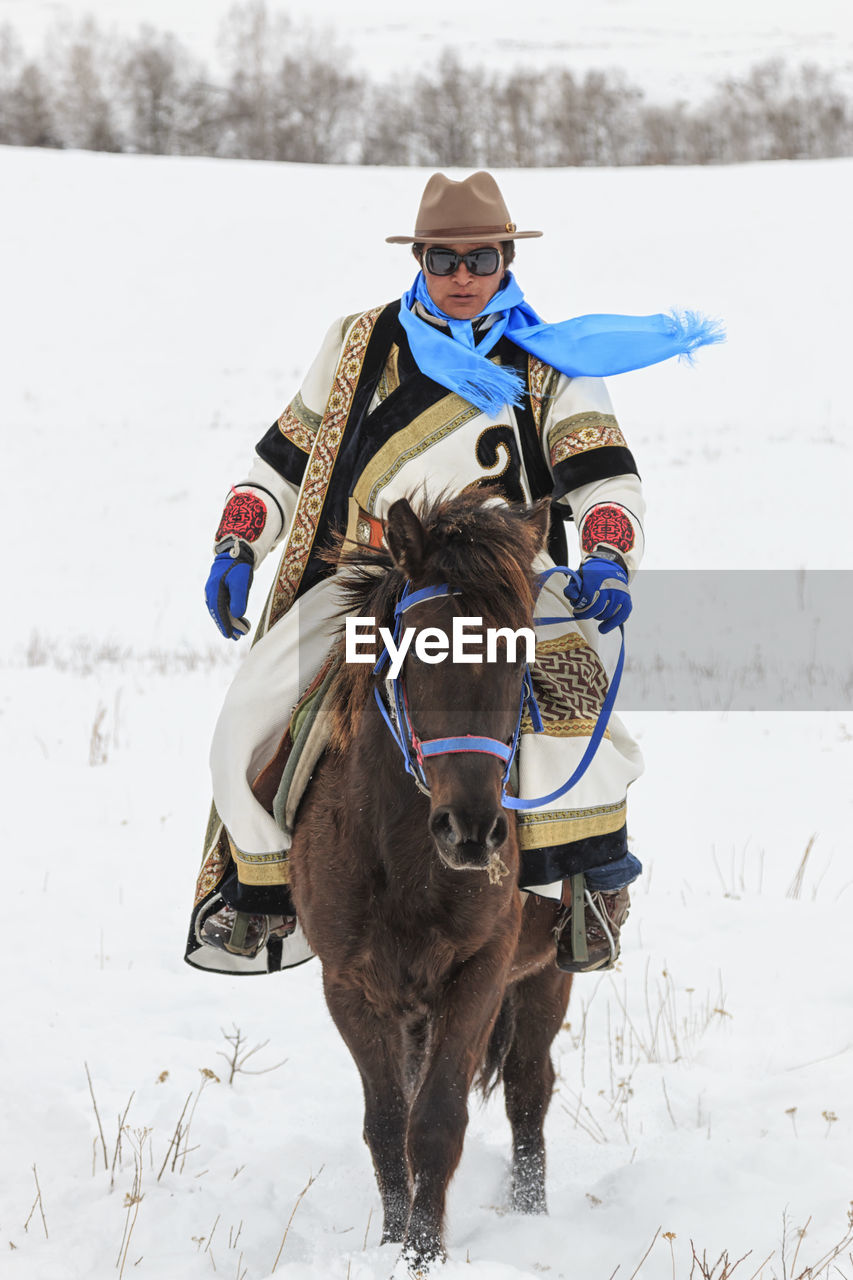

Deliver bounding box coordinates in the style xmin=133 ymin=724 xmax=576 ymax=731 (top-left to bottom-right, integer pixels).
xmin=384 ymin=499 xmax=427 ymax=578
xmin=522 ymin=498 xmax=551 ymax=553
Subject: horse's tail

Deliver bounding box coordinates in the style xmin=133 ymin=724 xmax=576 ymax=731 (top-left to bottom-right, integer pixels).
xmin=477 ymin=988 xmax=519 ymax=1099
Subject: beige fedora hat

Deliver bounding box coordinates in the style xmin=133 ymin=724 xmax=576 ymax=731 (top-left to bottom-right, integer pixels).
xmin=386 ymin=171 xmax=542 ymax=244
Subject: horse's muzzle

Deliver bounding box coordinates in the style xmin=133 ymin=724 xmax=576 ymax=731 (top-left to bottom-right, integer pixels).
xmin=430 ymin=805 xmax=509 ymax=870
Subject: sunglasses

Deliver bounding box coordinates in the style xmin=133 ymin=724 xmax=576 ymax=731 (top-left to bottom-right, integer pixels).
xmin=423 ymin=246 xmax=502 ymax=277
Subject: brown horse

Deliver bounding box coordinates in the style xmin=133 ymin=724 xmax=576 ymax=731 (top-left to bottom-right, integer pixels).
xmin=288 ymin=492 xmax=573 ymax=1274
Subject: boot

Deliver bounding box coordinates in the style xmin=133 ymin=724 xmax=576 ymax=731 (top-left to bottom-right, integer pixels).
xmin=198 ymin=899 xmax=296 ymax=958
xmin=554 ymin=873 xmax=630 ymax=973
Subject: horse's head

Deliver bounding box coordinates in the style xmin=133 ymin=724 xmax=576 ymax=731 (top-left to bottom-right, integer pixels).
xmin=381 ymin=493 xmax=549 ymax=874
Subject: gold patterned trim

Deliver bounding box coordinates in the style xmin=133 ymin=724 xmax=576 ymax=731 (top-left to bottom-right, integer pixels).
xmin=528 ymin=356 xmax=559 ymax=438
xmin=230 ymin=856 xmax=291 ymax=886
xmin=277 ymin=392 xmax=322 ymax=453
xmin=520 ymin=716 xmax=611 ymax=739
xmin=550 ymin=412 xmax=626 ymax=467
xmin=347 ymin=392 xmax=480 ymax=531
xmin=194 ymin=822 xmax=230 ymax=906
xmin=365 ymin=401 xmax=481 ymax=512
xmin=377 ymin=345 xmax=401 ymax=401
xmin=516 ymin=800 xmax=627 ymax=849
xmin=534 ymin=631 xmax=591 ymax=656
xmin=268 ymin=306 xmax=385 ymax=627
xmin=228 ymin=834 xmax=291 ymax=885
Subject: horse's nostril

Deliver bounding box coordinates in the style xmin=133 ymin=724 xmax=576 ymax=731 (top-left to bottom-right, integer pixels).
xmin=487 ymin=814 xmax=508 ymax=850
xmin=430 ymin=807 xmax=460 ymax=847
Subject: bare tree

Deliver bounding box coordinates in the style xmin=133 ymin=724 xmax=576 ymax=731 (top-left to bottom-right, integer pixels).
xmin=486 ymin=69 xmax=549 ymax=167
xmin=634 ymin=101 xmax=688 ymax=165
xmin=410 ymin=51 xmax=490 ymax=167
xmin=0 ymin=22 xmax=22 ymax=142
xmin=6 ymin=62 xmax=58 ymax=147
xmin=44 ymin=16 xmax=121 ymax=151
xmin=549 ymin=68 xmax=642 ymax=167
xmin=120 ymin=25 xmax=218 ymax=156
xmin=0 ymin=6 xmax=851 ymax=168
xmin=677 ymin=112 xmax=717 ymax=165
xmin=360 ymin=80 xmax=419 ymax=166
xmin=218 ymin=0 xmax=291 ymax=159
xmin=272 ymin=36 xmax=364 ymax=163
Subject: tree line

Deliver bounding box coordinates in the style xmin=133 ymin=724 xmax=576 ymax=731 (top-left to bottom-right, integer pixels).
xmin=1 ymin=4 xmax=852 ymax=166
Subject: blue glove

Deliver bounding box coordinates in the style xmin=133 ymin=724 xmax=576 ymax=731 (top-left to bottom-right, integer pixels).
xmin=564 ymin=555 xmax=631 ymax=634
xmin=205 ymin=537 xmax=254 ymax=640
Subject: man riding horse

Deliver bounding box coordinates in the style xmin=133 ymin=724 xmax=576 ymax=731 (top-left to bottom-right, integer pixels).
xmin=187 ymin=171 xmax=721 ymax=976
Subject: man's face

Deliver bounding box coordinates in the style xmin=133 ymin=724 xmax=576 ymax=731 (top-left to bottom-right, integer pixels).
xmin=421 ymin=242 xmax=504 ymax=320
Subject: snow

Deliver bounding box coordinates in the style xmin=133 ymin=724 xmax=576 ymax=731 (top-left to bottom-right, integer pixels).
xmin=2 ymin=145 xmax=853 ymax=1278
xmin=4 ymin=0 xmax=853 ymax=99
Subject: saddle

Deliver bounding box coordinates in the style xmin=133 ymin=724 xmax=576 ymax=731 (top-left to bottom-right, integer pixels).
xmin=252 ymin=653 xmax=340 ymax=836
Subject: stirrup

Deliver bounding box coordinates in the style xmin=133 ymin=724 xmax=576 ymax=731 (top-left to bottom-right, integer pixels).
xmin=197 ymin=898 xmax=295 ymax=958
xmin=554 ymin=873 xmax=626 ymax=974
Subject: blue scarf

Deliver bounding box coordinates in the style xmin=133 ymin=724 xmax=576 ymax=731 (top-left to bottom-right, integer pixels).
xmin=397 ymin=271 xmax=724 ymax=415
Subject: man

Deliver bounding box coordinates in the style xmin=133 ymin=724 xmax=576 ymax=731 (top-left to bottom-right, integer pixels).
xmin=186 ymin=171 xmax=720 ymax=977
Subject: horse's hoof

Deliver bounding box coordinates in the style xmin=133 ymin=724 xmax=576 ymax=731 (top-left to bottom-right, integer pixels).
xmin=510 ymin=1188 xmax=547 ymax=1214
xmin=398 ymin=1242 xmax=445 ymax=1277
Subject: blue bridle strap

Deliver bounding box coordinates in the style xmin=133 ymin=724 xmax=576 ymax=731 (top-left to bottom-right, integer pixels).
xmin=532 ymin=563 xmax=584 ymax=626
xmin=372 ymin=580 xmax=531 ymax=793
xmin=503 ymin=563 xmax=624 ymax=809
xmin=371 ymin=568 xmax=623 ymax=808
xmin=501 ymin=621 xmax=625 ymax=811
xmin=420 ymin=736 xmax=513 ymax=763
xmin=372 ymin=581 xmax=456 ymax=677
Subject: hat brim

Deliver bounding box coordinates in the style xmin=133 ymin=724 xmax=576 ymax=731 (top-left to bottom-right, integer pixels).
xmin=386 ymin=230 xmax=543 ymax=244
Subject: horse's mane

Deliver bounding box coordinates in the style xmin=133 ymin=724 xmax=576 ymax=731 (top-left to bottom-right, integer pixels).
xmin=321 ymin=490 xmax=546 ymax=749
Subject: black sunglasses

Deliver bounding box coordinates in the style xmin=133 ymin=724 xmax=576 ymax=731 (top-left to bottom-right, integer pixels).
xmin=423 ymin=246 xmax=502 ymax=277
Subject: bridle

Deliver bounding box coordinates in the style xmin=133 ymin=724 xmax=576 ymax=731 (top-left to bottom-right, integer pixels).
xmin=372 ymin=581 xmax=542 ymax=798
xmin=372 ymin=570 xmax=625 ymax=810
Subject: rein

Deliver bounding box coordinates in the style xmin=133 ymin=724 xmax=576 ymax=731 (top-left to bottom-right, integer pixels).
xmin=371 ymin=570 xmax=625 ymax=809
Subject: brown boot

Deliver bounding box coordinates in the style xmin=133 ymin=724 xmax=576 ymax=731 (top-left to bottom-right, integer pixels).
xmin=554 ymin=874 xmax=630 ymax=973
xmin=198 ymin=900 xmax=296 ymax=958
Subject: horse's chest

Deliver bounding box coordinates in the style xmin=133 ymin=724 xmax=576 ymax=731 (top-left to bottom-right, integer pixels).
xmin=350 ymin=925 xmax=468 ymax=1018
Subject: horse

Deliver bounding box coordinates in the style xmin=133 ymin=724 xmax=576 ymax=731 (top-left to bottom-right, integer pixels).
xmin=288 ymin=490 xmax=573 ymax=1274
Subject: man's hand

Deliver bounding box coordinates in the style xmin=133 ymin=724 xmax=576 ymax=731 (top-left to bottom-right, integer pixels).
xmin=205 ymin=537 xmax=255 ymax=639
xmin=564 ymin=555 xmax=631 ymax=634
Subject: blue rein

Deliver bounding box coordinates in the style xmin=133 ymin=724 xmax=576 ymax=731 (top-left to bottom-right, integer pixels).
xmin=372 ymin=570 xmax=624 ymax=809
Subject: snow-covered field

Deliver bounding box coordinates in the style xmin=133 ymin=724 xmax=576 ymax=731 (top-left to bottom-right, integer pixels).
xmin=6 ymin=0 xmax=853 ymax=98
xmin=2 ymin=147 xmax=853 ymax=1278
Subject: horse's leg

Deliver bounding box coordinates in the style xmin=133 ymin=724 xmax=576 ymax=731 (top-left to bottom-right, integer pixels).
xmin=503 ymin=966 xmax=572 ymax=1214
xmin=323 ymin=977 xmax=411 ymax=1244
xmin=403 ymin=949 xmax=509 ymax=1271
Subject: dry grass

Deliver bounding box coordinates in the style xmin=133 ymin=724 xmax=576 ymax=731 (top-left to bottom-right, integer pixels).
xmin=270 ymin=1166 xmax=324 ymax=1273
xmin=217 ymin=1024 xmax=288 ymax=1086
xmin=559 ymin=964 xmax=731 ymax=1148
xmin=611 ymin=1208 xmax=853 ymax=1280
xmin=23 ymin=1165 xmax=48 ymax=1239
xmin=20 ymin=629 xmax=235 ymax=677
xmin=786 ymin=836 xmax=818 ymax=901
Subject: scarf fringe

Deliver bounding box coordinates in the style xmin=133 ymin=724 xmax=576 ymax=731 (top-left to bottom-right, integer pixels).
xmin=667 ymin=309 xmax=727 ymax=364
xmin=453 ymin=364 xmax=526 ymax=415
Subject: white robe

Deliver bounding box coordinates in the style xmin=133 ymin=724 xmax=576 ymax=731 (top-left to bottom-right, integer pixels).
xmin=209 ymin=312 xmax=646 ymax=898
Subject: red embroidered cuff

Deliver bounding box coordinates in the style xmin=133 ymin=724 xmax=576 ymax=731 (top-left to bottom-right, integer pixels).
xmin=580 ymin=504 xmax=636 ymax=555
xmin=216 ymin=491 xmax=268 ymax=543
